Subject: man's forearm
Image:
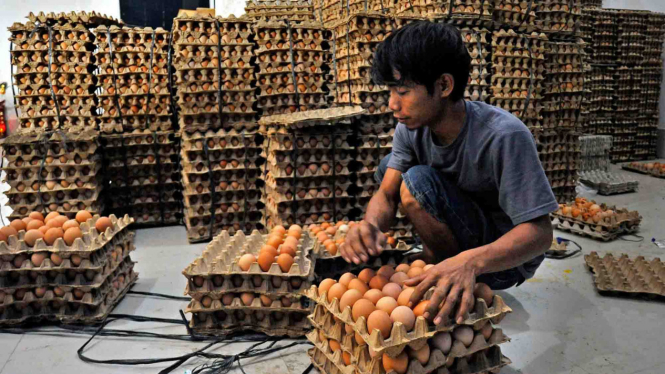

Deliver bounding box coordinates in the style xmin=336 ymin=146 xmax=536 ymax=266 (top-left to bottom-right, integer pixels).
xmin=463 ymin=215 xmax=553 ymax=275
xmin=365 ymin=190 xmax=398 ymax=232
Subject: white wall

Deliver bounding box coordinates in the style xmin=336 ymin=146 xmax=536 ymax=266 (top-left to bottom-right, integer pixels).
xmin=215 ymin=0 xmax=246 ymax=17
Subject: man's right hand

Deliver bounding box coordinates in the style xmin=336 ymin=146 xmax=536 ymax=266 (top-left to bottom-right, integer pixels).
xmin=340 ymin=220 xmax=387 ymax=264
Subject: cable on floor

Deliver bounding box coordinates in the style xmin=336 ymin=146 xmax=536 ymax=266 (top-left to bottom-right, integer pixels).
xmin=127 ymin=290 xmax=191 ymax=301
xmin=545 ymin=237 xmax=582 ymax=259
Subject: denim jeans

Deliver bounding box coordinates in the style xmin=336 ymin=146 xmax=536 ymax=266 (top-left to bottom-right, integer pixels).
xmin=377 ymin=153 xmax=537 ymax=290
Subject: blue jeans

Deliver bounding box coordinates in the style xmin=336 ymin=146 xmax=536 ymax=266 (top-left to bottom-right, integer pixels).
xmin=377 ymin=154 xmax=539 ymax=290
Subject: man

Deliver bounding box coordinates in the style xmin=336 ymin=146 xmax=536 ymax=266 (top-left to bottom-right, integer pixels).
xmin=341 ymin=21 xmax=557 ymax=326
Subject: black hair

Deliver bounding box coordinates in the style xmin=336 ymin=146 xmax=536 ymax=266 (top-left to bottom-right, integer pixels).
xmin=371 ymin=21 xmax=471 ymax=101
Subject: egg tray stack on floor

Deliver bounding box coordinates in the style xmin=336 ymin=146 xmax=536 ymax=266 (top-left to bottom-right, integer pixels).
xmin=578 ymin=170 xmax=638 ymax=195
xmin=621 ymin=161 xmax=665 ymax=179
xmin=182 ymin=229 xmax=315 ymax=336
xmin=99 ymin=131 xmax=183 ymax=227
xmin=93 ymin=25 xmax=173 ymax=134
xmin=259 ymin=107 xmax=365 ymax=229
xmin=533 ymin=131 xmax=579 ymax=204
xmin=584 ymin=252 xmax=665 ymax=299
xmin=550 ymin=199 xmax=642 ymax=241
xmin=254 ymin=20 xmax=333 ymax=116
xmin=536 ymin=0 xmax=582 ymax=37
xmin=314 ymin=0 xmax=344 ymax=28
xmin=305 ymin=269 xmax=513 ymax=374
xmin=607 ymin=66 xmax=640 ymax=163
xmin=459 ymin=27 xmax=492 ymax=103
xmin=579 ymin=135 xmax=612 ymax=172
xmin=0 ymin=214 xmax=137 ymax=325
xmin=584 ymin=65 xmax=615 ymax=136
xmin=393 ymin=0 xmax=493 ymax=21
xmin=245 ymin=0 xmax=316 ymax=23
xmin=492 ymin=0 xmax=541 ymax=32
xmin=1 ymin=128 xmax=104 ymax=220
xmin=491 ymin=29 xmax=548 ymax=131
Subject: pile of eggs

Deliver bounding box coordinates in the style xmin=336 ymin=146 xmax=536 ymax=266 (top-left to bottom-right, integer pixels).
xmin=558 ymin=197 xmax=615 ymax=223
xmin=0 ymin=210 xmax=114 ymax=247
xmin=236 ymin=225 xmax=303 ymax=273
xmin=309 ymin=221 xmax=398 ymax=256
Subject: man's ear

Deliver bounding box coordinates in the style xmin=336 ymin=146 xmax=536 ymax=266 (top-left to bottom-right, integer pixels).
xmin=438 ymin=74 xmax=455 ymax=99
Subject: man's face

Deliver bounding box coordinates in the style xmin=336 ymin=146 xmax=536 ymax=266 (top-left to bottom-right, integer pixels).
xmin=387 ymin=79 xmax=445 ymax=130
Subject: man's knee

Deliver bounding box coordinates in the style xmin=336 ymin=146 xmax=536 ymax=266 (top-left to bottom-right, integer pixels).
xmin=374 ymin=154 xmax=392 ymax=184
xmin=400 ymin=165 xmax=440 ymax=212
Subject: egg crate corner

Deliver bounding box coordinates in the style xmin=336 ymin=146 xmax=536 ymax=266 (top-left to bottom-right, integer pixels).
xmin=585 ymin=251 xmax=665 ymax=298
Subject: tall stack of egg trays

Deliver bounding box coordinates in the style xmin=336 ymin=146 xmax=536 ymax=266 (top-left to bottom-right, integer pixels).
xmin=305 ymin=266 xmax=513 ymax=374
xmin=0 ymin=212 xmax=137 ymax=325
xmin=182 ymin=225 xmax=314 ymax=336
xmin=93 ymin=25 xmax=183 ymax=227
xmin=314 ymin=0 xmax=344 ymax=28
xmin=172 ymin=14 xmax=264 ymax=243
xmin=259 ymin=107 xmax=364 ymax=229
xmin=536 ymin=0 xmax=582 ymax=36
xmin=393 ymin=0 xmax=492 ymax=20
xmin=245 ymin=0 xmax=316 ymax=23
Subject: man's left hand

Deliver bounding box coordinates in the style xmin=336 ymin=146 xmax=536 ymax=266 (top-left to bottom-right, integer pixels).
xmin=404 ymin=251 xmax=477 ymax=326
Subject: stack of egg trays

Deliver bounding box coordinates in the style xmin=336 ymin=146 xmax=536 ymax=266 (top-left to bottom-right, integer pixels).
xmin=616 ymin=10 xmax=647 ymax=66
xmin=93 ymin=25 xmax=173 ymax=134
xmin=492 ymin=0 xmax=541 ymax=32
xmin=100 ymin=130 xmax=183 ymax=227
xmin=182 ymin=229 xmax=315 ymax=336
xmin=584 ymin=252 xmax=665 ymax=298
xmin=258 ymin=107 xmax=366 ymax=229
xmin=536 ymin=0 xmax=583 ymax=36
xmin=586 ymin=9 xmax=618 ymax=65
xmin=578 ymin=170 xmax=638 ymax=195
xmin=393 ymin=0 xmax=493 ymax=21
xmin=306 ymin=284 xmax=512 ymax=374
xmin=585 ymin=66 xmax=615 ymax=135
xmin=458 ymin=27 xmax=492 ymax=103
xmin=541 ymin=40 xmax=586 ymax=132
xmin=254 ymin=20 xmax=333 ymax=116
xmin=579 ymin=135 xmax=612 ymax=172
xmin=580 ymin=0 xmax=601 ymax=7
xmin=315 ymin=0 xmax=345 ymax=28
xmin=609 ymin=66 xmax=641 ymax=163
xmin=244 ymin=0 xmax=316 ymax=23
xmin=180 ymin=128 xmax=265 ymax=243
xmin=533 ymin=130 xmax=579 ymax=203
xmin=551 ymin=203 xmax=642 ymax=241
xmin=490 ymin=29 xmax=548 ymax=130
xmin=1 ymin=128 xmax=104 ymax=220
xmin=0 ymin=214 xmax=137 ymax=325
xmin=172 ymin=14 xmax=258 ymax=133
xmin=26 ymin=10 xmax=121 ymax=27
xmin=9 ymin=22 xmax=98 ymax=132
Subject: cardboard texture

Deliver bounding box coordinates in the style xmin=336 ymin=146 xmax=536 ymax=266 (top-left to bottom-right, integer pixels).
xmin=622 ymin=161 xmax=665 ymax=179
xmin=246 ymin=0 xmax=316 ymax=22
xmin=551 ymin=201 xmax=641 ymax=241
xmin=579 ymin=170 xmax=638 ymax=195
xmin=188 ymin=307 xmax=310 ymax=337
xmin=585 ymin=251 xmax=665 ymax=297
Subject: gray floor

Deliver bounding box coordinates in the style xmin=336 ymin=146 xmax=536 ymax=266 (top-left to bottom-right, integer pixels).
xmin=0 ymin=163 xmax=663 ymax=374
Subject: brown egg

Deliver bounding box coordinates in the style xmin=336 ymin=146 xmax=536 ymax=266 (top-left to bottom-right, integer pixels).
xmin=340 ymin=289 xmax=363 ymax=311
xmin=9 ymin=219 xmax=27 ymax=232
xmin=453 ymin=326 xmax=474 ymax=347
xmin=53 ymin=287 xmax=65 ymax=297
xmin=47 ymin=215 xmax=68 ymax=228
xmin=281 ymin=296 xmax=292 ymax=307
xmin=44 ymin=212 xmax=60 ymax=223
xmin=383 ymin=351 xmax=408 ymax=374
xmin=193 ymin=276 xmax=205 ymax=287
xmin=319 ymin=278 xmax=336 ymax=296
xmin=390 ymin=272 xmax=409 ymax=286
xmin=287 ymin=224 xmax=302 ymax=239
xmin=351 ymin=298 xmax=375 ymax=322
xmin=29 ymin=212 xmax=45 ymax=221
xmin=391 ymin=306 xmax=416 ymax=331
xmin=50 ymin=253 xmax=63 ymax=266
xmin=432 ymin=332 xmax=452 ymax=353
xmin=348 ymin=278 xmax=369 ymax=294
xmin=369 ymin=275 xmax=389 ymax=290
xmin=277 ymin=253 xmax=294 ymax=273
xmin=367 ymin=310 xmax=392 ymax=338
xmin=44 ymin=227 xmax=64 ymax=245
xmin=339 ymin=272 xmax=356 ymax=287
xmin=363 ymin=289 xmax=384 ymax=304
xmin=355 ymin=331 xmax=366 ymax=345
xmin=201 ymin=296 xmax=213 ymax=308
xmin=407 ymin=267 xmax=424 ymax=278
xmin=24 ymin=229 xmax=44 ymax=247
xmin=38 ymin=226 xmax=49 ymax=235
xmin=62 ymin=219 xmax=80 ymax=231
xmin=376 ymin=296 xmax=398 ymax=315
xmin=345 ymin=323 xmax=354 ymax=334
xmin=222 ymin=293 xmax=235 ymax=305
xmin=398 ymin=287 xmax=415 ymax=306
xmin=382 ymin=283 xmax=402 ymax=300
xmin=395 ymin=264 xmax=410 ymax=273
xmin=0 ymin=226 xmax=18 ymax=239
xmin=411 ymin=260 xmax=426 ymax=268
xmin=30 ymin=252 xmax=47 ymax=267
xmin=481 ymin=321 xmax=493 ymax=340
xmin=71 ymin=254 xmax=82 ymax=266
xmin=95 ymin=217 xmax=113 ymax=233
xmin=260 ymin=294 xmax=272 ymax=306
xmin=258 ymin=250 xmax=276 ymax=272
xmin=342 ymin=351 xmax=351 ymax=366
xmin=238 ymin=254 xmax=256 ymax=271
xmin=75 ymin=210 xmax=92 ymax=223
xmin=290 ymin=277 xmax=302 ymax=289
xmin=474 ymin=282 xmax=494 ymax=307
xmin=63 ymin=227 xmax=82 ymax=246
xmin=408 ymin=344 xmax=430 ymax=365
xmin=266 ymin=235 xmax=283 ymax=248
xmin=73 ymin=289 xmax=85 ymax=300
xmin=260 ymin=245 xmax=278 ymax=257
xmin=26 ymin=220 xmax=44 ymax=230
xmin=35 ymin=287 xmax=47 ymax=298
xmin=240 ymin=293 xmax=255 ymax=306
xmin=327 ymin=283 xmax=347 ymax=303
xmin=377 ymin=265 xmax=395 ymax=279
xmin=279 ymin=243 xmax=297 ymax=257
xmin=413 ymin=300 xmax=430 ymax=317
xmin=329 ymin=339 xmax=341 ymax=352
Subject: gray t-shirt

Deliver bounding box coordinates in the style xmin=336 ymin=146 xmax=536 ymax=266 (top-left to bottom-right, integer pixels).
xmin=387 ymin=101 xmax=559 ymax=236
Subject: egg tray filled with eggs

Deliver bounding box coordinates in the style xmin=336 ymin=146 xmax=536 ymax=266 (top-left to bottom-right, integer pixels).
xmin=245 ymin=1 xmax=316 ymax=23
xmin=308 ymin=221 xmax=404 ymax=259
xmin=0 ymin=263 xmax=137 ymax=326
xmin=552 ymin=198 xmax=641 ymax=229
xmin=306 ymin=268 xmax=511 ymax=358
xmin=185 ymin=268 xmax=310 ymax=299
xmin=187 ymin=305 xmax=311 ymax=337
xmin=536 ymin=0 xmax=583 ymax=35
xmin=492 ymin=0 xmax=541 ymax=31
xmin=6 ymin=191 xmax=104 ymax=222
xmin=584 ymin=251 xmax=665 ymax=298
xmin=185 ymin=221 xmax=266 ymax=243
xmin=622 ymin=161 xmax=665 ymax=179
xmin=26 ymin=10 xmax=122 ymax=27
xmin=185 ymin=290 xmax=310 ymax=314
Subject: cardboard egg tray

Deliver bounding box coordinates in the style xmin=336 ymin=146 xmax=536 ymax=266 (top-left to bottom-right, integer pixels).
xmin=621 ymin=161 xmax=665 ymax=179
xmin=311 ymin=229 xmax=410 ymax=260
xmin=188 ymin=307 xmax=310 ymax=337
xmin=264 ymin=203 xmax=356 ymax=227
xmin=551 ymin=204 xmax=641 ymax=241
xmin=579 ymin=170 xmax=638 ymax=195
xmin=542 ymin=40 xmax=586 ymax=132
xmin=245 ymin=0 xmax=316 ymax=22
xmin=493 ymin=0 xmax=541 ymax=32
xmin=186 ymin=291 xmax=311 ymax=314
xmin=185 ymin=220 xmax=265 ymax=243
xmin=185 ymin=269 xmax=312 ymax=299
xmin=458 ymin=27 xmax=491 ymax=103
xmin=306 ymin=285 xmax=511 ymax=357
xmin=535 ymin=0 xmax=582 ymax=35
xmin=584 ymin=251 xmax=665 ymax=298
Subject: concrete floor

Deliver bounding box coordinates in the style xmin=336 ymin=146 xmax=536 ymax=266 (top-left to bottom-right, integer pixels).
xmin=0 ymin=162 xmax=663 ymax=374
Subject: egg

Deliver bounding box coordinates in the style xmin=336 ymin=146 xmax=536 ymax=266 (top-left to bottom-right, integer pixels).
xmin=329 ymin=339 xmax=341 ymax=352
xmin=474 ymin=282 xmax=494 ymax=307
xmin=407 ymin=267 xmax=424 ymax=278
xmin=44 ymin=212 xmax=61 ymax=223
xmin=413 ymin=300 xmax=429 ymax=317
xmin=432 ymin=331 xmax=452 ymax=353
xmin=358 ymin=268 xmax=375 ymax=283
xmin=266 ymin=235 xmax=283 ymax=248
xmin=351 ymin=298 xmax=375 ymax=322
xmin=62 ymin=219 xmax=80 ymax=231
xmin=342 ymin=351 xmax=351 ymax=366
xmin=390 ymin=272 xmax=409 ymax=286
xmin=258 ymin=250 xmax=276 ymax=272
xmin=47 ymin=215 xmax=68 ymax=228
xmin=9 ymin=219 xmax=27 ymax=232
xmin=34 ymin=287 xmax=47 ymax=298
xmin=290 ymin=277 xmax=302 ymax=289
xmin=382 ymin=283 xmax=402 ymax=300
xmin=238 ymin=254 xmax=256 ymax=271
xmin=201 ymin=296 xmax=213 ymax=308
xmin=481 ymin=321 xmax=493 ymax=340
xmin=44 ymin=227 xmax=64 ymax=245
xmin=26 ymin=220 xmax=44 ymax=230
xmin=0 ymin=226 xmax=18 ymax=239
xmin=281 ymin=296 xmax=292 ymax=307
xmin=63 ymin=227 xmax=83 ymax=245
xmin=363 ymin=289 xmax=384 ymax=304
xmin=328 ymin=283 xmax=348 ymax=303
xmin=382 ymin=351 xmax=408 ymax=374
xmin=376 ymin=296 xmax=398 ymax=315
xmin=319 ymin=278 xmax=336 ymax=296
xmin=221 ymin=293 xmax=235 ymax=305
xmin=339 ymin=272 xmax=356 ymax=287
xmin=193 ymin=276 xmax=205 ymax=287
xmin=38 ymin=226 xmax=49 ymax=235
xmin=340 ymin=289 xmax=363 ymax=311
xmin=408 ymin=344 xmax=430 ymax=365
xmin=29 ymin=212 xmax=45 ymax=221
xmin=53 ymin=287 xmax=65 ymax=297
xmin=260 ymin=295 xmax=272 ymax=306
xmin=283 ymin=234 xmax=299 ymax=248
xmin=30 ymin=252 xmax=47 ymax=267
xmin=240 ymin=293 xmax=255 ymax=306
xmin=355 ymin=331 xmax=366 ymax=345
xmin=367 ymin=310 xmax=392 ymax=338
xmin=376 ymin=265 xmax=395 ymax=279
xmin=395 ymin=264 xmax=410 ymax=273
xmin=369 ymin=275 xmax=389 ymax=290
xmin=75 ymin=210 xmax=92 ymax=223
xmin=287 ymin=224 xmax=302 ymax=239
xmin=277 ymin=253 xmax=294 ymax=272
xmin=411 ymin=260 xmax=426 ymax=268
xmin=50 ymin=253 xmax=63 ymax=266
xmin=423 ymin=264 xmax=434 ymax=271
xmin=345 ymin=324 xmax=353 ymax=334
xmin=95 ymin=217 xmax=113 ymax=233
xmin=24 ymin=229 xmax=44 ymax=247
xmin=397 ymin=287 xmax=415 ymax=306
xmin=390 ymin=306 xmax=416 ymax=331
xmin=71 ymin=254 xmax=82 ymax=266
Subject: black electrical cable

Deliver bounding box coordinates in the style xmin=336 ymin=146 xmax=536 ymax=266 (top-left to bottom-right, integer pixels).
xmin=545 ymin=238 xmax=582 ymax=259
xmin=127 ymin=290 xmax=190 ymax=301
